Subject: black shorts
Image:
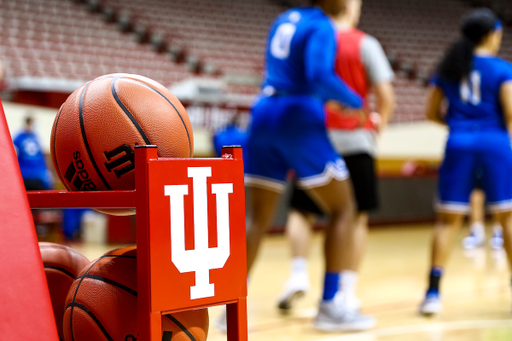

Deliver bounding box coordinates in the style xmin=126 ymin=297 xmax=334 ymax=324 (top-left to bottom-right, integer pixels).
xmin=290 ymin=153 xmax=378 ymax=214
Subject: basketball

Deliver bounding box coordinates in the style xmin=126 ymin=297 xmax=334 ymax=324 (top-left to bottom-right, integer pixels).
xmin=63 ymin=246 xmax=209 ymax=341
xmin=39 ymin=242 xmax=90 ymax=340
xmin=50 ymin=73 xmax=194 ymax=215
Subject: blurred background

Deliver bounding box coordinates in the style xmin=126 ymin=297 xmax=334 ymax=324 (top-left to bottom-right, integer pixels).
xmin=1 ymin=0 xmax=510 ymax=243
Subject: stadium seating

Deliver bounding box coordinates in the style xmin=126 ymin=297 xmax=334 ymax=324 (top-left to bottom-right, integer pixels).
xmin=98 ymin=0 xmax=280 ymax=79
xmin=0 ymin=0 xmax=510 ymax=123
xmin=0 ymin=0 xmax=192 ymax=90
xmin=358 ymin=0 xmax=512 ymax=122
xmin=361 ymin=0 xmax=512 ymax=74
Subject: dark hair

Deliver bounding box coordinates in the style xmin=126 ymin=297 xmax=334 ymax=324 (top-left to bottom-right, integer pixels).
xmin=437 ymin=8 xmax=500 ymax=82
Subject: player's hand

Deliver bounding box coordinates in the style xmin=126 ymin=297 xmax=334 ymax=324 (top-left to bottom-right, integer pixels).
xmin=325 ymin=100 xmax=344 ymax=112
xmin=369 ymin=112 xmax=384 ymax=133
xmin=326 ymin=100 xmax=365 ymax=116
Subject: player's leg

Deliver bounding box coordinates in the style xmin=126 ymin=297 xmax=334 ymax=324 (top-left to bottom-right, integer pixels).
xmin=278 ymin=182 xmax=325 ymax=311
xmin=343 ymin=212 xmax=369 ymax=270
xmin=482 ymin=166 xmax=504 ymax=250
xmin=480 ymin=131 xmax=512 ymax=308
xmin=431 ymin=213 xmax=466 ymax=266
xmin=243 ymin=95 xmax=300 ymax=274
xmin=338 ymin=211 xmax=368 ymax=308
xmin=216 ymin=186 xmax=281 ymax=333
xmin=470 ymin=188 xmax=485 ymax=227
xmin=337 ymin=153 xmax=377 ymax=311
xmin=307 ymin=176 xmax=377 ymax=331
xmin=287 ymin=209 xmax=315 ymax=260
xmin=463 ymin=188 xmax=486 ymax=249
xmin=306 ymin=176 xmax=355 ymax=274
xmin=420 ymin=211 xmax=465 ymax=315
xmin=216 ymin=95 xmax=288 ymax=332
xmin=288 ymin=127 xmax=374 ymax=330
xmin=493 ymin=211 xmax=512 ymax=266
xmin=278 ymin=208 xmax=315 ymax=311
xmin=420 ymin=136 xmax=475 ymax=315
xmin=490 ymin=221 xmax=504 ymax=250
xmin=246 ymin=186 xmax=282 ymax=272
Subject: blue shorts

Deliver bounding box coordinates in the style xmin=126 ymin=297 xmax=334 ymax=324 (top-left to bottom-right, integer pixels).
xmin=244 ymin=95 xmax=349 ymax=192
xmin=437 ymin=130 xmax=512 ymax=213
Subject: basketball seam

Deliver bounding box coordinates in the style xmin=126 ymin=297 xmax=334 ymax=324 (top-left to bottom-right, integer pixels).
xmin=78 ymin=81 xmax=113 ymax=190
xmin=120 ymin=77 xmax=193 ymax=157
xmin=67 ymin=302 xmax=114 ymax=341
xmin=66 ymin=248 xmax=198 ymax=341
xmin=165 ymin=315 xmax=199 ymax=341
xmin=69 ymin=249 xmax=135 ymax=341
xmin=44 ymin=265 xmax=77 ymax=280
xmin=110 ymin=76 xmax=151 ymax=145
xmin=162 ymin=331 xmax=173 ymax=341
xmin=52 ymin=106 xmax=65 ymax=184
xmin=76 ymin=274 xmax=137 ymax=297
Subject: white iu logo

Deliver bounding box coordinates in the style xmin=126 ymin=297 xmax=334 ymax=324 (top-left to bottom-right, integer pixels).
xmin=164 ymin=167 xmax=233 ymax=300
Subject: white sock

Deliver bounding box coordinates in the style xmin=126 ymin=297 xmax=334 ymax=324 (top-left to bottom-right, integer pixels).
xmin=340 ymin=270 xmax=358 ymax=298
xmin=470 ymin=222 xmax=485 ymax=238
xmin=291 ymin=257 xmax=308 ymax=276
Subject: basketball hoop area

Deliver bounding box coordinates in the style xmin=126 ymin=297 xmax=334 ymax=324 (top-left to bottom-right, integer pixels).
xmin=0 ymin=99 xmax=248 ymax=341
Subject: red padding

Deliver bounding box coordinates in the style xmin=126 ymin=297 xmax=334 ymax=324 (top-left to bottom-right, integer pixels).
xmin=0 ymin=99 xmax=59 ymax=340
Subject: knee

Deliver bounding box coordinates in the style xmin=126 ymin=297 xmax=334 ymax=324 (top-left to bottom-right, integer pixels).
xmin=329 ymin=197 xmax=356 ymax=221
xmin=437 ymin=212 xmax=464 ymax=227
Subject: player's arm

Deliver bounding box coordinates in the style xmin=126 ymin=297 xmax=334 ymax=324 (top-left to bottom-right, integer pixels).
xmin=426 ymin=86 xmax=446 ymax=125
xmin=500 ymin=81 xmax=512 ymax=131
xmin=373 ymin=82 xmax=395 ymax=130
xmin=304 ymin=24 xmax=363 ymax=109
xmin=362 ymin=36 xmax=396 ymax=130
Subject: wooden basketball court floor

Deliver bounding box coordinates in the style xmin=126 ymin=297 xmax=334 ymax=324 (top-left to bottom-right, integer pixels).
xmin=73 ymin=223 xmax=512 ymax=341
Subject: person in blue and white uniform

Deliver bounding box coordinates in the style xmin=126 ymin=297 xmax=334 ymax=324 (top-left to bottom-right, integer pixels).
xmin=420 ymin=8 xmax=512 ymax=315
xmin=242 ymin=0 xmax=375 ymax=331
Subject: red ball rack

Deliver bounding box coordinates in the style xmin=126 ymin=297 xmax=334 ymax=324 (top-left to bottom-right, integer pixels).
xmin=0 ymin=98 xmax=248 ymax=341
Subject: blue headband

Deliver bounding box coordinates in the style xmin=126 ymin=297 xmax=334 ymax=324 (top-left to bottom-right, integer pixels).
xmin=495 ymin=20 xmax=503 ymax=30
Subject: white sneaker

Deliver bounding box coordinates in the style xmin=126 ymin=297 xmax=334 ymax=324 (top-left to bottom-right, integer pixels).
xmin=313 ymin=299 xmax=376 ymax=332
xmin=336 ymin=291 xmax=361 ymax=312
xmin=462 ymin=232 xmax=486 ymax=249
xmin=490 ymin=232 xmax=504 ymax=250
xmin=277 ymin=272 xmax=310 ymax=311
xmin=215 ymin=308 xmax=227 ymax=333
xmin=419 ymin=293 xmax=441 ymax=315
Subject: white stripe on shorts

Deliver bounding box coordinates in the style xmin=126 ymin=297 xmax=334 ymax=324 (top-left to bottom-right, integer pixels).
xmin=435 ymin=200 xmax=470 ymax=214
xmin=244 ymin=175 xmax=286 ymax=192
xmin=487 ymin=199 xmax=512 ymax=213
xmin=297 ymin=159 xmax=350 ymax=189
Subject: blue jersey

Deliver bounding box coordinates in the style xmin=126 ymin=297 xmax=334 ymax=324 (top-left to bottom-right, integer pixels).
xmin=434 ymin=55 xmax=512 ymax=213
xmin=13 ymin=130 xmax=49 ymax=181
xmin=263 ymin=7 xmax=362 ymax=108
xmin=433 ymin=55 xmax=512 ymax=131
xmin=212 ymin=125 xmax=247 ymax=157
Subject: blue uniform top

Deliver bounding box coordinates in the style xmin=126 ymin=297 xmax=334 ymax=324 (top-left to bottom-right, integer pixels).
xmin=433 ymin=55 xmax=512 ymax=131
xmin=13 ymin=130 xmax=50 ymax=183
xmin=263 ymin=7 xmax=363 ymax=108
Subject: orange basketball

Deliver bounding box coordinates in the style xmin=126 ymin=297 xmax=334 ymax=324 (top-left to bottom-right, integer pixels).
xmin=39 ymin=242 xmax=90 ymax=340
xmin=63 ymin=246 xmax=209 ymax=341
xmin=50 ymin=73 xmax=194 ymax=215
